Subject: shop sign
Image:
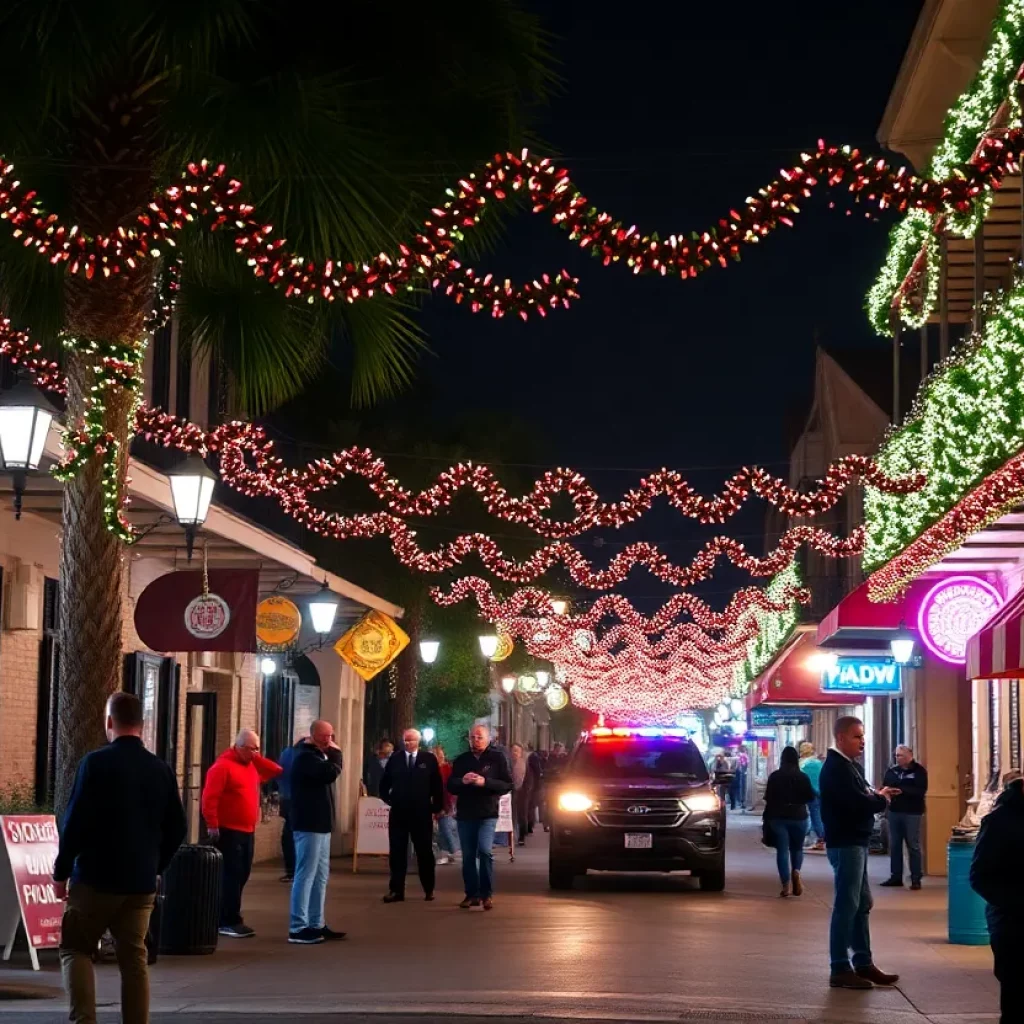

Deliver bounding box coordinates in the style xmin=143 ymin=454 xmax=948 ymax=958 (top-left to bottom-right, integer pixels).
xmin=255 ymin=595 xmax=302 ymax=649
xmin=749 ymin=706 xmax=812 ymax=727
xmin=821 ymin=658 xmax=902 ymax=694
xmin=918 ymin=575 xmax=1003 ymax=665
xmin=0 ymin=815 xmax=61 ymax=970
xmin=334 ymin=609 xmax=410 ymax=681
xmin=744 ymin=728 xmax=777 ymax=740
xmin=184 ymin=593 xmax=231 ymax=640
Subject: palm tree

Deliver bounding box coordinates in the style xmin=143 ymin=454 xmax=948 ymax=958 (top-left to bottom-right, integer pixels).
xmin=0 ymin=1 xmax=552 ymax=816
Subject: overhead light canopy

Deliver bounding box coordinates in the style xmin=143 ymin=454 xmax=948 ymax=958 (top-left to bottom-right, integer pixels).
xmin=419 ymin=639 xmax=440 ymax=664
xmin=478 ymin=634 xmax=499 ymax=659
xmin=308 ymin=582 xmax=340 ymax=636
xmin=167 ymin=454 xmax=216 ymax=528
xmin=0 ymin=381 xmax=58 ymax=473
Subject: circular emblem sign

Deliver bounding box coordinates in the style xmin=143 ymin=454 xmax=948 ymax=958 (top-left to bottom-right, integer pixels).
xmin=255 ymin=595 xmax=302 ymax=648
xmin=545 ymin=684 xmax=569 ymax=711
xmin=917 ymin=576 xmax=1003 ymax=665
xmin=184 ymin=593 xmax=231 ymax=641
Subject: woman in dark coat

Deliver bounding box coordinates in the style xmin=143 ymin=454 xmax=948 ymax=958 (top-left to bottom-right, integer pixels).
xmin=763 ymin=745 xmax=815 ymax=897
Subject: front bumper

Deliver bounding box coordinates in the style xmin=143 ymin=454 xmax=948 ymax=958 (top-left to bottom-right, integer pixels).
xmin=550 ymin=813 xmax=724 ymax=872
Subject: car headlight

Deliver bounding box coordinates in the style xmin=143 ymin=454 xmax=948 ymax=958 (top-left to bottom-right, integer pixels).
xmin=684 ymin=792 xmax=720 ymax=813
xmin=558 ymin=792 xmax=594 ymax=813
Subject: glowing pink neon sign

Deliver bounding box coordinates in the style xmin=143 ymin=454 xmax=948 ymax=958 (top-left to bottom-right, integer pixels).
xmin=917 ymin=576 xmax=1003 ymax=665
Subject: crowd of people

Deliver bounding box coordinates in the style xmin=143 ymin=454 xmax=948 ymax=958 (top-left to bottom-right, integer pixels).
xmin=48 ymin=695 xmax=1023 ymax=1024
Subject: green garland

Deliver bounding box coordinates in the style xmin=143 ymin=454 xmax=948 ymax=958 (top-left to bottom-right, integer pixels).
xmin=731 ymin=562 xmax=801 ymax=692
xmin=864 ymin=277 xmax=1024 ymax=568
xmin=867 ymin=0 xmax=1024 ymax=336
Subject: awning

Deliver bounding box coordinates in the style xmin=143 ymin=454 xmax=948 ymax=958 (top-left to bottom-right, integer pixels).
xmin=816 ymin=578 xmax=928 ymax=647
xmin=746 ymin=629 xmax=864 ymax=710
xmin=967 ymin=584 xmax=1024 ymax=680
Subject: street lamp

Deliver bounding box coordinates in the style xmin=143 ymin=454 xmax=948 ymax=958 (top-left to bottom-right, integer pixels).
xmin=167 ymin=454 xmax=217 ymax=561
xmin=308 ymin=581 xmax=340 ymax=637
xmin=891 ymin=623 xmax=916 ymax=666
xmin=419 ymin=639 xmax=440 ymax=664
xmin=536 ymin=670 xmax=550 ymax=689
xmin=551 ymin=599 xmax=568 ymax=616
xmin=478 ymin=634 xmax=499 ymax=659
xmin=0 ymin=381 xmax=58 ymax=519
xmin=260 ymin=656 xmax=277 ymax=675
xmin=422 ymin=726 xmax=436 ymax=743
xmin=501 ymin=674 xmax=516 ymax=693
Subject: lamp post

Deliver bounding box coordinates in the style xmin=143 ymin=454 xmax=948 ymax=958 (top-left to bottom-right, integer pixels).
xmin=167 ymin=454 xmax=217 ymax=561
xmin=478 ymin=634 xmax=499 ymax=659
xmin=0 ymin=381 xmax=58 ymax=519
xmin=419 ymin=639 xmax=440 ymax=664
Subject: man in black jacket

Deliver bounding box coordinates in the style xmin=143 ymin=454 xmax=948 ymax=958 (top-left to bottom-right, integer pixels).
xmin=54 ymin=692 xmax=186 ymax=1024
xmin=970 ymin=773 xmax=1024 ymax=1024
xmin=288 ymin=720 xmax=344 ymax=945
xmin=447 ymin=724 xmax=513 ymax=910
xmin=881 ymin=745 xmax=929 ymax=890
xmin=380 ymin=728 xmax=443 ymax=903
xmin=818 ymin=716 xmax=900 ymax=991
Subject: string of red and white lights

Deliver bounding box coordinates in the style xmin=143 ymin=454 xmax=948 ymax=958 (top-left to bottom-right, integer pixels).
xmin=2 ymin=132 xmax=1023 ymax=323
xmin=430 ymin=576 xmax=808 ymax=721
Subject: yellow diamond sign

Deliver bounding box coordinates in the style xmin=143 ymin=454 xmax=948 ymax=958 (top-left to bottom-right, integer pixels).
xmin=334 ymin=610 xmax=410 ymax=681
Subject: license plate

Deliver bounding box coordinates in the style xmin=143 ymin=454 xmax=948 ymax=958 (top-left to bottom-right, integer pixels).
xmin=624 ymin=833 xmax=653 ymax=849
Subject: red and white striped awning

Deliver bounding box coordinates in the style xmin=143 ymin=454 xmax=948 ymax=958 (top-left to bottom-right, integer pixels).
xmin=967 ymin=585 xmax=1024 ymax=680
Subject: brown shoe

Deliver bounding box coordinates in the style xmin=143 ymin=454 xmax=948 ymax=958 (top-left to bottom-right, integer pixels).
xmin=792 ymin=869 xmax=803 ymax=896
xmin=482 ymin=897 xmax=494 ymax=911
xmin=829 ymin=970 xmax=873 ymax=990
xmin=779 ymin=883 xmax=791 ymax=898
xmin=458 ymin=897 xmax=480 ymax=909
xmin=856 ymin=965 xmax=899 ymax=986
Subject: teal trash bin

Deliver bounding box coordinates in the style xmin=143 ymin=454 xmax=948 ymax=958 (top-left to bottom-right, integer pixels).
xmin=947 ymin=835 xmax=989 ymax=946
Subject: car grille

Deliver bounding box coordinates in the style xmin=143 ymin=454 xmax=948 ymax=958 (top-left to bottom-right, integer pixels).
xmin=588 ymin=797 xmax=687 ymax=829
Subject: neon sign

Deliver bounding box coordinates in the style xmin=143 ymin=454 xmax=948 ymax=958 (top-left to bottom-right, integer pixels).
xmin=917 ymin=576 xmax=1003 ymax=666
xmin=821 ymin=658 xmax=902 ymax=694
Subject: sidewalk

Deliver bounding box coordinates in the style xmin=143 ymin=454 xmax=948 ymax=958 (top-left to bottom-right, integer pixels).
xmin=0 ymin=814 xmax=1001 ymax=1023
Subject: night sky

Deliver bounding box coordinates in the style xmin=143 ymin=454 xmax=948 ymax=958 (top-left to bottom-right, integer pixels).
xmin=308 ymin=2 xmax=928 ymax=612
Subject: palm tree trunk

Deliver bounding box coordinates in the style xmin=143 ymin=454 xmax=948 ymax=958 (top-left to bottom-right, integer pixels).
xmin=391 ymin=602 xmax=422 ymax=740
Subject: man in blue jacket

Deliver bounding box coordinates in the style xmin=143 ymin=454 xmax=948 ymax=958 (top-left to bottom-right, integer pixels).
xmin=970 ymin=773 xmax=1024 ymax=1024
xmin=54 ymin=691 xmax=186 ymax=1024
xmin=881 ymin=745 xmax=929 ymax=890
xmin=819 ymin=716 xmax=900 ymax=990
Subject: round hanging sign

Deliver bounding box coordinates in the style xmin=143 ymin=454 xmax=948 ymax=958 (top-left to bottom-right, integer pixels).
xmin=545 ymin=684 xmax=569 ymax=711
xmin=917 ymin=575 xmax=1003 ymax=665
xmin=256 ymin=595 xmax=302 ymax=648
xmin=184 ymin=593 xmax=231 ymax=641
xmin=490 ymin=632 xmax=514 ymax=662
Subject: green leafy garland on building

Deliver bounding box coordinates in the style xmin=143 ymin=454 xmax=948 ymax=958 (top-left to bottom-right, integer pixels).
xmin=866 ymin=0 xmax=1024 ymax=336
xmin=865 ymin=277 xmax=1024 ymax=569
xmin=731 ymin=562 xmax=802 ymax=692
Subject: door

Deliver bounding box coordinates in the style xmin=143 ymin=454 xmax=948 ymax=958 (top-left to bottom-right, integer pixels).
xmin=183 ymin=693 xmax=217 ymax=844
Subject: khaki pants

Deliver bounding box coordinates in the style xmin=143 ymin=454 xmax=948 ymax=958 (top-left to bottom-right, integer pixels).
xmin=59 ymin=883 xmax=155 ymax=1024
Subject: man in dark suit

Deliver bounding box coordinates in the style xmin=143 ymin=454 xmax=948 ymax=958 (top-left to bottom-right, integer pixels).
xmin=380 ymin=728 xmax=443 ymax=903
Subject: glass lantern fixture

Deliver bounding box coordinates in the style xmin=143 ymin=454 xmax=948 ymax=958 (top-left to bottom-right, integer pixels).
xmin=0 ymin=381 xmax=59 ymax=519
xmin=308 ymin=581 xmax=340 ymax=636
xmin=167 ymin=454 xmax=217 ymax=560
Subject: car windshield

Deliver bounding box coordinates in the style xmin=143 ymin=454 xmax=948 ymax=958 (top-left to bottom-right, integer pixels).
xmin=571 ymin=739 xmax=709 ymax=780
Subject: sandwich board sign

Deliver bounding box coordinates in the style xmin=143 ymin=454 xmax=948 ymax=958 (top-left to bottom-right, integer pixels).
xmin=352 ymin=796 xmax=390 ymax=873
xmin=0 ymin=815 xmax=62 ymax=970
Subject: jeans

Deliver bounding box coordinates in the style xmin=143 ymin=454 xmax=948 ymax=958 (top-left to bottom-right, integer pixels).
xmin=457 ymin=817 xmax=497 ymax=899
xmin=215 ymin=827 xmax=254 ymax=926
xmin=887 ymin=811 xmax=923 ymax=882
xmin=729 ymin=771 xmax=745 ymax=810
xmin=388 ymin=813 xmax=435 ymax=896
xmin=60 ymin=883 xmax=155 ymax=1024
xmin=437 ymin=814 xmax=459 ymax=855
xmin=280 ymin=799 xmax=295 ymax=877
xmin=827 ymin=845 xmax=874 ymax=973
xmin=290 ymin=831 xmax=331 ymax=932
xmin=769 ymin=818 xmax=809 ymax=885
xmin=988 ymin=916 xmax=1024 ymax=1024
xmin=807 ymin=797 xmax=824 ymax=843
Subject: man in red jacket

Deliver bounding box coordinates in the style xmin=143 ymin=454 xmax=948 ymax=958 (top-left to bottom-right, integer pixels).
xmin=202 ymin=729 xmax=282 ymax=938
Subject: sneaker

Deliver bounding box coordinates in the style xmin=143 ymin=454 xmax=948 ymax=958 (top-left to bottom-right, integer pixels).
xmin=382 ymin=892 xmax=405 ymax=903
xmin=436 ymin=856 xmax=452 ymax=866
xmin=910 ymin=880 xmax=922 ymax=891
xmin=319 ymin=926 xmax=346 ymax=941
xmin=830 ymin=970 xmax=873 ymax=990
xmin=856 ymin=965 xmax=899 ymax=986
xmin=288 ymin=928 xmax=325 ymax=945
xmin=459 ymin=897 xmax=480 ymax=909
xmin=879 ymin=878 xmax=904 ymax=888
xmin=218 ymin=924 xmax=255 ymax=938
